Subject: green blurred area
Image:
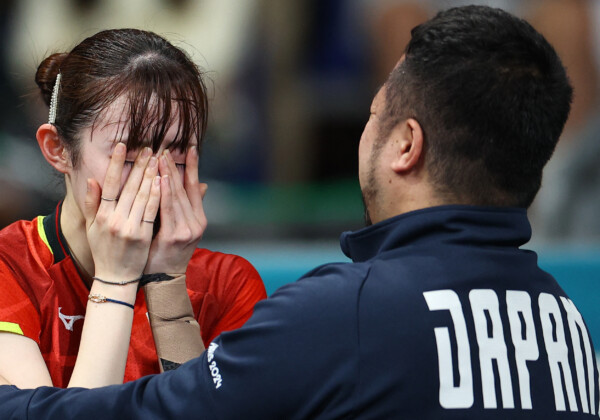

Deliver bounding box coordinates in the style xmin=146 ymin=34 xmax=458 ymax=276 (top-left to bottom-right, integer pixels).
xmin=204 ymin=178 xmax=365 ymax=240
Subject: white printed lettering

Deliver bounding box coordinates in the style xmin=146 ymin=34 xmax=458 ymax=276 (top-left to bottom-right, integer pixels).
xmin=470 ymin=289 xmax=514 ymax=409
xmin=539 ymin=293 xmax=577 ymax=412
xmin=561 ymin=297 xmax=596 ymax=414
xmin=424 ymin=290 xmax=474 ymax=409
xmin=506 ymin=290 xmax=539 ymax=410
xmin=209 ymin=361 xmax=222 ymax=389
xmin=425 ymin=289 xmax=598 ymax=413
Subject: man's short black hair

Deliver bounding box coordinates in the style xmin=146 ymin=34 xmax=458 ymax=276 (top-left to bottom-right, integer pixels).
xmin=383 ymin=5 xmax=573 ymax=208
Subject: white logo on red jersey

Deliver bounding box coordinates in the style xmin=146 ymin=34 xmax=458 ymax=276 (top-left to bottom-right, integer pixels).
xmin=58 ymin=307 xmax=84 ymax=331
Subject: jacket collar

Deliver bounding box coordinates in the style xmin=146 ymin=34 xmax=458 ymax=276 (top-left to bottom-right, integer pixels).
xmin=340 ymin=205 xmax=531 ymax=263
xmin=42 ymin=202 xmax=71 ymax=264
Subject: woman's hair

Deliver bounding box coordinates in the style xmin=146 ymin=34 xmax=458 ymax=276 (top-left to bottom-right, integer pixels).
xmin=35 ymin=28 xmax=208 ymax=166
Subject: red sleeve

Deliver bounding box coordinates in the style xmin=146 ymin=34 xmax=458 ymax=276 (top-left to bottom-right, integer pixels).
xmin=189 ymin=252 xmax=266 ymax=345
xmin=208 ymin=256 xmax=266 ymax=342
xmin=0 ymin=260 xmax=42 ymax=345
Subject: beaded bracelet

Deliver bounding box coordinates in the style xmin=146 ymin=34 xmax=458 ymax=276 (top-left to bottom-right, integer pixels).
xmin=88 ymin=293 xmax=135 ymax=310
xmin=92 ymin=275 xmax=142 ymax=286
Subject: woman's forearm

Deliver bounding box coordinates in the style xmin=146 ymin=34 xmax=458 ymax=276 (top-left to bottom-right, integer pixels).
xmin=68 ymin=281 xmax=138 ymax=388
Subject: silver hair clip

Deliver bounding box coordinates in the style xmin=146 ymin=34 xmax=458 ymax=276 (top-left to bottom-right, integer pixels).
xmin=48 ymin=73 xmax=62 ymax=124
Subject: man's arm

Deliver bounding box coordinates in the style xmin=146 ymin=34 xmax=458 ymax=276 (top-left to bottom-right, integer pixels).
xmin=0 ymin=265 xmax=356 ymax=419
xmin=0 ymin=356 xmax=214 ymax=420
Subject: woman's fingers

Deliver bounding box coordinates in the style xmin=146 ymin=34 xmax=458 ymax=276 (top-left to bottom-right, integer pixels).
xmin=144 ymin=147 xmax=206 ymax=275
xmin=162 ymin=149 xmax=202 ymax=226
xmin=142 ymin=176 xmax=161 ymax=229
xmin=158 ymin=152 xmax=183 ymax=229
xmin=163 ymin=150 xmax=189 ymax=205
xmin=85 ymin=145 xmax=163 ymax=281
xmin=199 ymin=183 xmax=208 ymax=199
xmin=115 ymin=147 xmax=152 ymax=214
xmin=184 ymin=146 xmax=206 ymax=216
xmin=183 ymin=147 xmax=207 ymax=235
xmin=129 ymin=156 xmax=158 ymax=223
xmin=158 ymin=174 xmax=175 ymax=233
xmin=99 ymin=142 xmax=126 ymax=205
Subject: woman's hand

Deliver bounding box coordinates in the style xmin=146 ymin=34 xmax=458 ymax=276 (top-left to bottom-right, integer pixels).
xmin=83 ymin=143 xmax=161 ymax=282
xmin=144 ymin=146 xmax=207 ymax=275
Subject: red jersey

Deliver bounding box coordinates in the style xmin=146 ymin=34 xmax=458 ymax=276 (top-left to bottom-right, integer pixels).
xmin=0 ymin=203 xmax=266 ymax=387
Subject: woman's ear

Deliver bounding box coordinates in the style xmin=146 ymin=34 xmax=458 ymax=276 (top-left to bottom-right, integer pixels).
xmin=36 ymin=124 xmax=70 ymax=173
xmin=390 ymin=118 xmax=424 ymax=173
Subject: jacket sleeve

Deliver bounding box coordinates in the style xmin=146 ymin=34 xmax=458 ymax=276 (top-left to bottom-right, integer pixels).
xmin=0 ymin=264 xmax=360 ymax=420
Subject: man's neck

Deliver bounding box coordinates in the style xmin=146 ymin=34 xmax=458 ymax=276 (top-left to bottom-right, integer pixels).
xmin=372 ymin=179 xmax=446 ymax=225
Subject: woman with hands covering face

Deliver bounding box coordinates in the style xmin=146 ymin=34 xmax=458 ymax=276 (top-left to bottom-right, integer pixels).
xmin=0 ymin=28 xmax=266 ymax=388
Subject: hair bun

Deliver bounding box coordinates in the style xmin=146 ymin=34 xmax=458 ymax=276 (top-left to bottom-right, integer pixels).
xmin=36 ymin=53 xmax=68 ymax=106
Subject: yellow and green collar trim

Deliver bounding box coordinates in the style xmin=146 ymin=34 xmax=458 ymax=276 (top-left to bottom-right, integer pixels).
xmin=38 ymin=202 xmax=70 ymax=264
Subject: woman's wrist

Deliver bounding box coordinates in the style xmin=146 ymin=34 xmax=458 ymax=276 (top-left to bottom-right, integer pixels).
xmin=92 ymin=275 xmax=142 ymax=285
xmin=90 ymin=279 xmax=139 ymax=302
xmin=92 ymin=271 xmax=142 ymax=285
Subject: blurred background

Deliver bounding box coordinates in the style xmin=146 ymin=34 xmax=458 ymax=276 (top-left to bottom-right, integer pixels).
xmin=1 ymin=0 xmax=600 ymax=337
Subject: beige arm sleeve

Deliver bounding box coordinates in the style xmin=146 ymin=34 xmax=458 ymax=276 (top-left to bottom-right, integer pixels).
xmin=143 ymin=275 xmax=205 ymax=372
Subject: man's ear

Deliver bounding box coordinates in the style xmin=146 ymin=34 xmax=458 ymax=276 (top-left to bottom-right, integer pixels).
xmin=36 ymin=124 xmax=70 ymax=173
xmin=390 ymin=118 xmax=424 ymax=173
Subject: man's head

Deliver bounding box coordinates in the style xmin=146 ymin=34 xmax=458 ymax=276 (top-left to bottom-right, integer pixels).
xmin=360 ymin=5 xmax=573 ymax=224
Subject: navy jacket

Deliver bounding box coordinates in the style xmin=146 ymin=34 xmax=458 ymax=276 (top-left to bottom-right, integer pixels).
xmin=0 ymin=206 xmax=598 ymax=419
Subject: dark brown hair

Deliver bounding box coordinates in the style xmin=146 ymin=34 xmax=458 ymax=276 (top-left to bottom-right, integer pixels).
xmin=382 ymin=6 xmax=572 ymax=208
xmin=35 ymin=28 xmax=208 ymax=166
